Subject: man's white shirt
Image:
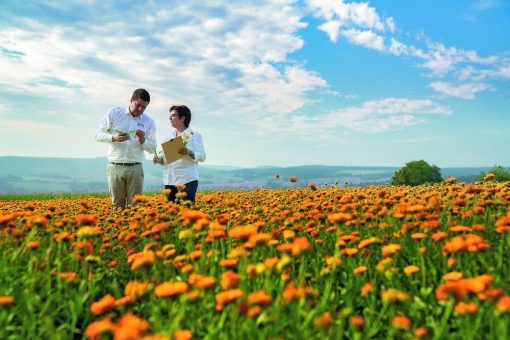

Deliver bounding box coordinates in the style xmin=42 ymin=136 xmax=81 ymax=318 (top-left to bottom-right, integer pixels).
xmin=95 ymin=106 xmax=157 ymax=163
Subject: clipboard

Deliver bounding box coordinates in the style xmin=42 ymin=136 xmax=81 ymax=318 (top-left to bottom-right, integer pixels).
xmin=161 ymin=136 xmax=185 ymax=164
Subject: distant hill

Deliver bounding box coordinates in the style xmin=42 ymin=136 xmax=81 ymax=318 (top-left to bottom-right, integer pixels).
xmin=0 ymin=156 xmax=493 ymax=194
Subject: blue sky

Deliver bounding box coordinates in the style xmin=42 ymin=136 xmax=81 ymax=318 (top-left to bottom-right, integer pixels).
xmin=0 ymin=0 xmax=509 ymax=167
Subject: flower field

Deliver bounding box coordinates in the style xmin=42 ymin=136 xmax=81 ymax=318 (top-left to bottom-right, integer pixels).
xmin=1 ymin=179 xmax=510 ymax=339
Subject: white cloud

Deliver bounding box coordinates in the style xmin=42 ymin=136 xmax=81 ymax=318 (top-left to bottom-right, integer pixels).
xmin=306 ymin=0 xmax=394 ymax=42
xmin=247 ymin=97 xmax=451 ymax=135
xmin=471 ymin=0 xmax=507 ymax=11
xmin=318 ymin=20 xmax=342 ymax=42
xmin=305 ymin=1 xmax=509 ymax=100
xmin=429 ymin=81 xmax=490 ymax=99
xmin=389 ymin=38 xmax=408 ymax=56
xmin=324 ymin=98 xmax=451 ymax=132
xmin=341 ymin=29 xmax=385 ymax=51
xmin=0 ymin=0 xmax=328 ymax=127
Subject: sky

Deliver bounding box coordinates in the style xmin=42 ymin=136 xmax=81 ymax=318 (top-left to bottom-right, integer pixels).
xmin=0 ymin=0 xmax=509 ymax=168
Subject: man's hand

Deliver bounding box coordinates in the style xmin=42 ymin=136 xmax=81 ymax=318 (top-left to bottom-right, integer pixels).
xmin=112 ymin=132 xmax=129 ymax=142
xmin=135 ymin=130 xmax=145 ymax=144
xmin=153 ymin=155 xmax=163 ymax=165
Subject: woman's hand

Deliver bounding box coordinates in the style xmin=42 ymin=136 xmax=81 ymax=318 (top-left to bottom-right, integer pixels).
xmin=178 ymin=147 xmax=195 ymax=159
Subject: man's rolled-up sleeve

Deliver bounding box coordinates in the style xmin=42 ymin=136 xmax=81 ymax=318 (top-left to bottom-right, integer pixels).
xmin=95 ymin=111 xmax=113 ymax=143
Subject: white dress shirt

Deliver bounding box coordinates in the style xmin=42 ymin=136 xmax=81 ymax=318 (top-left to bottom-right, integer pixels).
xmin=95 ymin=106 xmax=157 ymax=163
xmin=162 ymin=126 xmax=206 ymax=185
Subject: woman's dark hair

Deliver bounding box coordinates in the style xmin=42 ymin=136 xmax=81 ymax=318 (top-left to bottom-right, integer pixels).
xmin=131 ymin=88 xmax=150 ymax=102
xmin=170 ymin=105 xmax=191 ymax=128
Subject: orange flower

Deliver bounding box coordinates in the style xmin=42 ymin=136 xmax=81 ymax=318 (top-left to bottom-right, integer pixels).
xmin=478 ymin=288 xmax=503 ymax=301
xmin=358 ymin=237 xmax=381 ymax=248
xmin=247 ymin=290 xmax=272 ymax=306
xmin=443 ymin=271 xmax=463 ymax=281
xmin=392 ymin=315 xmax=411 ymax=329
xmin=288 ymin=176 xmax=298 ymax=182
xmin=381 ymin=289 xmax=410 ymax=303
xmin=353 ymin=266 xmax=368 ymax=275
xmin=114 ymin=295 xmax=135 ymax=306
xmin=54 ymin=232 xmax=74 ymax=242
xmin=125 ymin=281 xmax=150 ymax=298
xmin=403 ymin=265 xmax=420 ymax=276
xmin=247 ymin=306 xmax=262 ymax=317
xmin=282 ymin=282 xmax=310 ymax=301
xmin=447 ymin=258 xmax=457 ymax=267
xmin=381 ymin=244 xmax=401 ymax=257
xmin=154 ymin=282 xmax=188 ymax=298
xmin=128 ymin=251 xmax=156 ymax=270
xmin=454 ymin=301 xmax=478 ymax=314
xmin=84 ymin=318 xmax=115 ymax=339
xmin=27 ymin=241 xmax=40 ymax=249
xmin=277 ymin=236 xmax=311 ymax=256
xmin=228 ymin=225 xmax=258 ymax=240
xmin=413 ymin=327 xmax=428 ymax=337
xmin=495 ymin=296 xmax=510 ymax=312
xmin=77 ymin=226 xmax=102 ymax=238
xmin=74 ymin=214 xmax=98 ymax=226
xmin=313 ymin=311 xmax=332 ymax=328
xmin=411 ymin=233 xmax=427 ymax=240
xmin=328 ymin=212 xmax=353 ymax=224
xmin=340 ymin=248 xmax=359 ymax=256
xmin=483 ymin=173 xmax=496 ymax=180
xmin=444 ymin=176 xmax=457 ymax=184
xmin=350 ymin=316 xmax=364 ymax=327
xmin=435 ymin=280 xmax=469 ymax=301
xmin=218 ymin=259 xmax=238 ymax=268
xmin=114 ymin=313 xmax=149 ymax=339
xmin=0 ymin=213 xmax=15 ymax=227
xmin=173 ymin=329 xmax=192 ymax=340
xmin=431 ymin=231 xmax=449 ymax=241
xmin=90 ymin=294 xmax=116 ymax=315
xmin=25 ymin=215 xmax=49 ymax=228
xmin=449 ymin=225 xmax=471 ymax=233
xmin=180 ymin=209 xmax=209 ymax=221
xmin=52 ymin=271 xmax=78 ymax=281
xmin=0 ymin=296 xmax=14 ymax=305
xmin=189 ymin=275 xmax=216 ymax=289
xmin=221 ymin=270 xmax=241 ymax=290
xmin=215 ymin=289 xmax=243 ymax=306
xmin=361 ymin=282 xmax=374 ymax=296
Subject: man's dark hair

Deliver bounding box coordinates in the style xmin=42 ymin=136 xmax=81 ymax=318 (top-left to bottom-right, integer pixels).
xmin=170 ymin=105 xmax=192 ymax=128
xmin=131 ymin=88 xmax=150 ymax=102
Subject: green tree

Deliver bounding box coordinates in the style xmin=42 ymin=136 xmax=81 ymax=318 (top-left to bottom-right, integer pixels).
xmin=392 ymin=160 xmax=442 ymax=186
xmin=477 ymin=165 xmax=510 ymax=182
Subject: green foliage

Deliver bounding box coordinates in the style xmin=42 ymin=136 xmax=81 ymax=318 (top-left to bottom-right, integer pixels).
xmin=392 ymin=160 xmax=442 ymax=186
xmin=477 ymin=165 xmax=510 ymax=182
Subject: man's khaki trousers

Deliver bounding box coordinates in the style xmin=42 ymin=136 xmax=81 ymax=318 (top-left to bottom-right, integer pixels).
xmin=107 ymin=163 xmax=144 ymax=209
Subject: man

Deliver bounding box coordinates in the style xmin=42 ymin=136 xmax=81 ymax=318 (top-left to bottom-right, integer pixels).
xmin=95 ymin=88 xmax=157 ymax=209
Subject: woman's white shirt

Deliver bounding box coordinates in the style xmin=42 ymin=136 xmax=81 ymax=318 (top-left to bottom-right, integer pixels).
xmin=162 ymin=126 xmax=205 ymax=185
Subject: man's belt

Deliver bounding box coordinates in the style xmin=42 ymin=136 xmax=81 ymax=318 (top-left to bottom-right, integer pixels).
xmin=109 ymin=162 xmax=141 ymax=166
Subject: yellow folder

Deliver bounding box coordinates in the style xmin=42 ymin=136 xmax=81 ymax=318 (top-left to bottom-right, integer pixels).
xmin=161 ymin=136 xmax=185 ymax=164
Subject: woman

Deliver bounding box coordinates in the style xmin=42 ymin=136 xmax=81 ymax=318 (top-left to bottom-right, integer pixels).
xmin=154 ymin=105 xmax=206 ymax=204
